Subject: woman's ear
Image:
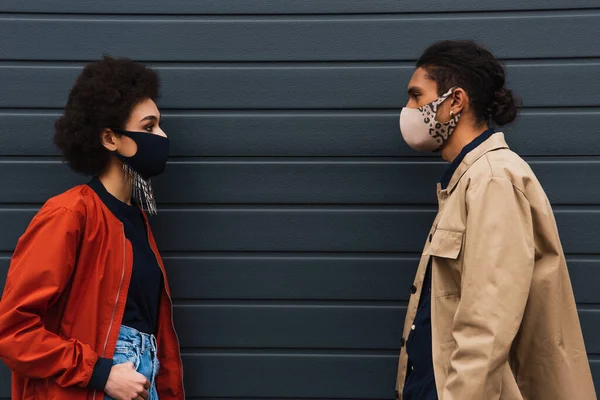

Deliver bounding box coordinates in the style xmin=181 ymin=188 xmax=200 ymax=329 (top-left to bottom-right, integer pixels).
xmin=100 ymin=128 xmax=118 ymax=152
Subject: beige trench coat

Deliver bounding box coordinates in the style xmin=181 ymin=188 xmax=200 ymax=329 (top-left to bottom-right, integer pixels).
xmin=395 ymin=132 xmax=596 ymax=400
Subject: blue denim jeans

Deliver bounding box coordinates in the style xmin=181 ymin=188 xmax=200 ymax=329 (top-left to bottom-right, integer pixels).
xmin=105 ymin=325 xmax=160 ymax=400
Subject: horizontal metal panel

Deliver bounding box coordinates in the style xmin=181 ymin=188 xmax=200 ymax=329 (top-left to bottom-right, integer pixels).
xmin=1 ymin=159 xmax=600 ymax=205
xmin=1 ymin=62 xmax=600 ymax=109
xmin=2 ymin=0 xmax=599 ymax=14
xmin=0 ymin=161 xmax=446 ymax=204
xmin=153 ymin=257 xmax=600 ymax=305
xmin=0 ymin=357 xmax=598 ymax=398
xmin=150 ymin=208 xmax=600 ymax=255
xmin=171 ymin=305 xmax=600 ymax=353
xmin=0 ymin=256 xmax=416 ymax=301
xmin=173 ymin=304 xmax=405 ymax=350
xmin=2 ymin=257 xmax=600 ymax=303
xmin=164 ymin=256 xmax=418 ymax=301
xmin=1 ymin=110 xmax=600 ymax=157
xmin=2 ymin=13 xmax=600 ymax=61
xmin=0 ymin=207 xmax=434 ymax=253
xmin=137 ymin=159 xmax=600 ymax=206
xmin=1 ymin=208 xmax=600 ymax=253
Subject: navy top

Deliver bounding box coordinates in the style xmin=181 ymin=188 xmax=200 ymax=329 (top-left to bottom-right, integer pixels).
xmin=440 ymin=128 xmax=495 ymax=190
xmin=88 ymin=177 xmax=163 ymax=334
xmin=87 ymin=177 xmax=163 ymax=390
xmin=403 ymin=262 xmax=437 ymax=400
xmin=403 ymin=128 xmax=495 ymax=400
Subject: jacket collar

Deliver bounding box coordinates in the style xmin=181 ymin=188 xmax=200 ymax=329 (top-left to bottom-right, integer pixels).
xmin=440 ymin=128 xmax=495 ymax=190
xmin=440 ymin=131 xmax=510 ymax=195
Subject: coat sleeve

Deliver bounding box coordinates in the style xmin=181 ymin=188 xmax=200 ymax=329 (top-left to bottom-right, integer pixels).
xmin=0 ymin=204 xmax=100 ymax=387
xmin=441 ymin=177 xmax=535 ymax=400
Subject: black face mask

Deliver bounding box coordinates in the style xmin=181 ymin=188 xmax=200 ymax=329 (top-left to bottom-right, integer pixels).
xmin=112 ymin=128 xmax=169 ymax=180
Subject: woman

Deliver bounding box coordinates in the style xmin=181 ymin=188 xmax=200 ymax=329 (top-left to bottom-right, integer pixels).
xmin=0 ymin=56 xmax=184 ymax=400
xmin=396 ymin=40 xmax=595 ymax=399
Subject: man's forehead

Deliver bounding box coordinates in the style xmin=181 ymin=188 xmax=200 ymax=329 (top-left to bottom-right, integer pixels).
xmin=408 ymin=68 xmax=435 ymax=90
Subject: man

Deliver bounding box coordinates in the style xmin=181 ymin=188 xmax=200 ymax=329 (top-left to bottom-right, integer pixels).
xmin=395 ymin=40 xmax=596 ymax=399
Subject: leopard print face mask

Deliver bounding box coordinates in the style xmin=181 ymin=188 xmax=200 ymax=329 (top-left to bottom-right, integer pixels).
xmin=399 ymin=87 xmax=461 ymax=152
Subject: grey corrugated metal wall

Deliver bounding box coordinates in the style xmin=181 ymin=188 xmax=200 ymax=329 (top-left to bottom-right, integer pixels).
xmin=1 ymin=1 xmax=599 ymax=398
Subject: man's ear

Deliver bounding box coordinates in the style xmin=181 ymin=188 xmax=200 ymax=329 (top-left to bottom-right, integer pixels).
xmin=450 ymin=88 xmax=468 ymax=114
xmin=100 ymin=128 xmax=118 ymax=152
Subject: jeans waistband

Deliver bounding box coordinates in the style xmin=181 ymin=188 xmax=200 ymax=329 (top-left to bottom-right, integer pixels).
xmin=117 ymin=325 xmax=158 ymax=354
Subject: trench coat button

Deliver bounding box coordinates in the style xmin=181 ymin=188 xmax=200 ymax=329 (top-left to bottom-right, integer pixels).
xmin=395 ymin=389 xmax=400 ymax=399
xmin=400 ymin=337 xmax=406 ymax=347
xmin=429 ymin=233 xmax=433 ymax=242
xmin=410 ymin=284 xmax=417 ymax=294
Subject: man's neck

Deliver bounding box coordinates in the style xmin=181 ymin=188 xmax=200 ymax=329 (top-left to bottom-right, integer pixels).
xmin=441 ymin=122 xmax=489 ymax=163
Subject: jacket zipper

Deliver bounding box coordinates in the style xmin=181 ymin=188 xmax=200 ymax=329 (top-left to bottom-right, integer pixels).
xmin=92 ymin=227 xmax=127 ymax=400
xmin=147 ymin=224 xmax=186 ymax=398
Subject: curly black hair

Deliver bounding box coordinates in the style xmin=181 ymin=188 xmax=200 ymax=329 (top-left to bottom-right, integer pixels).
xmin=417 ymin=40 xmax=520 ymax=127
xmin=54 ymin=56 xmax=159 ymax=175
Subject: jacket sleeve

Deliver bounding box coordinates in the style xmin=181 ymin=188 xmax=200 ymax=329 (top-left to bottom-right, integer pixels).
xmin=0 ymin=204 xmax=100 ymax=387
xmin=441 ymin=177 xmax=535 ymax=400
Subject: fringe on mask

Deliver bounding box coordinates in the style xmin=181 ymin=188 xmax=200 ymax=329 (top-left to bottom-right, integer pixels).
xmin=122 ymin=163 xmax=158 ymax=215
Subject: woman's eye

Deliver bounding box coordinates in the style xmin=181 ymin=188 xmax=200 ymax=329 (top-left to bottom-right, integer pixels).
xmin=144 ymin=125 xmax=154 ymax=132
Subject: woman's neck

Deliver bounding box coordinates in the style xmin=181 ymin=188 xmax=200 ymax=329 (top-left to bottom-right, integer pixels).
xmin=97 ymin=160 xmax=133 ymax=205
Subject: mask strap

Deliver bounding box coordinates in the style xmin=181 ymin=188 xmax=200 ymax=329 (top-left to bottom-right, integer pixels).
xmin=111 ymin=127 xmax=128 ymax=135
xmin=423 ymin=87 xmax=458 ymax=114
xmin=419 ymin=87 xmax=461 ymax=130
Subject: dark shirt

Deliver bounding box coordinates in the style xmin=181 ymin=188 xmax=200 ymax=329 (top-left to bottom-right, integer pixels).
xmin=440 ymin=128 xmax=496 ymax=190
xmin=403 ymin=128 xmax=495 ymax=400
xmin=88 ymin=177 xmax=163 ymax=334
xmin=87 ymin=177 xmax=163 ymax=390
xmin=403 ymin=262 xmax=436 ymax=400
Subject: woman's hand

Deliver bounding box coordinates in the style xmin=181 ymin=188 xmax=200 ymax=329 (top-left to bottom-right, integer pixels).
xmin=104 ymin=362 xmax=150 ymax=400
